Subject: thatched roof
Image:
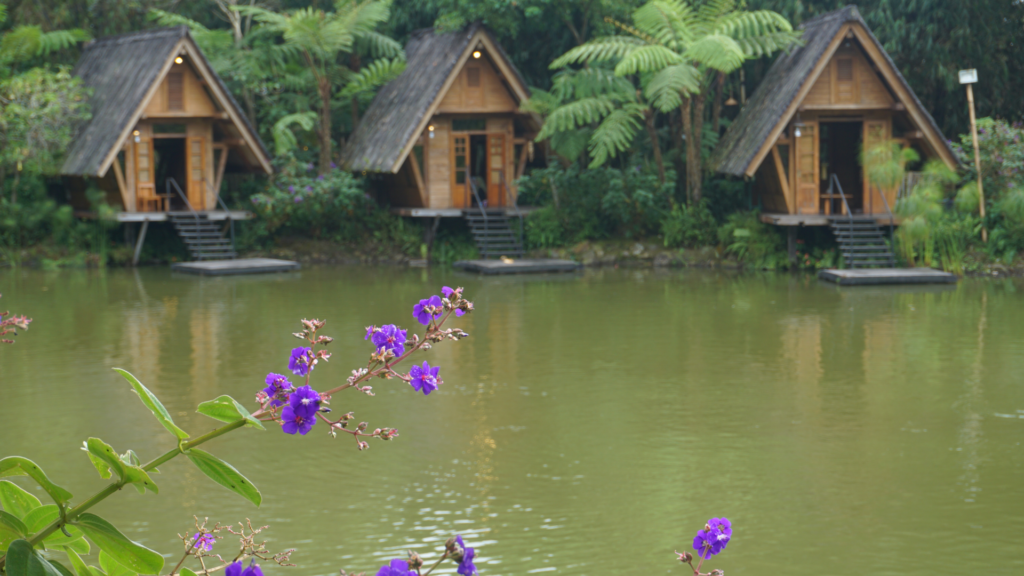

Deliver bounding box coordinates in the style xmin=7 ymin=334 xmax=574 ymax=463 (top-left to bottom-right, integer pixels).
xmin=711 ymin=5 xmax=956 ymax=177
xmin=62 ymin=26 xmax=270 ymax=177
xmin=341 ymin=23 xmax=529 ymax=173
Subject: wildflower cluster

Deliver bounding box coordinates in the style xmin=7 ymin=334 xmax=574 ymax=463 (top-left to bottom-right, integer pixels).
xmin=255 ymin=287 xmax=472 ymax=449
xmin=341 ymin=533 xmax=478 ymax=576
xmin=0 ymin=294 xmax=32 ymax=344
xmin=170 ymin=517 xmax=294 ymax=576
xmin=676 ymin=518 xmax=731 ymax=576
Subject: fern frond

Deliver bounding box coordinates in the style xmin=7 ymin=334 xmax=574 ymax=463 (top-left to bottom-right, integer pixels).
xmin=537 ymin=96 xmax=619 ymax=139
xmin=614 ymin=44 xmax=684 ymax=75
xmin=148 ymin=9 xmax=211 ymax=33
xmin=695 ymin=0 xmax=736 ymax=28
xmin=644 ymin=63 xmax=699 ymax=112
xmin=520 ymin=88 xmax=560 ymax=115
xmin=0 ymin=3 xmax=7 ymax=25
xmin=272 ymin=111 xmax=317 ymax=156
xmin=588 ymin=103 xmax=645 ymax=168
xmin=357 ymin=30 xmax=403 ymax=59
xmin=572 ymin=67 xmax=636 ymax=98
xmin=550 ymin=128 xmax=593 ymax=163
xmin=632 ymin=0 xmax=693 ymax=49
xmin=550 ymin=36 xmax=645 ymax=69
xmin=682 ymin=33 xmax=744 ymax=72
xmin=37 ymin=29 xmax=90 ymax=55
xmin=714 ymin=10 xmax=793 ymax=38
xmin=732 ymin=31 xmax=803 ymax=58
xmin=338 ymin=57 xmax=405 ymax=98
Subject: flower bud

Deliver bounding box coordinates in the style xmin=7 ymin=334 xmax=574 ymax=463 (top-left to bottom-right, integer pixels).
xmin=676 ymin=551 xmax=693 ymax=563
xmin=406 ymin=551 xmax=423 ymax=570
xmin=445 ymin=538 xmax=458 ymax=552
xmin=357 ymin=422 xmax=368 ymax=431
xmin=357 ymin=441 xmax=369 ymax=451
xmin=710 ymin=570 xmax=724 ymax=576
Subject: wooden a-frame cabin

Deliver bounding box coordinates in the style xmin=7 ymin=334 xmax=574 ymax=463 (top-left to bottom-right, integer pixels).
xmin=712 ymin=6 xmax=959 ymax=226
xmin=60 ymin=26 xmax=272 ymax=221
xmin=341 ymin=23 xmax=537 ymax=216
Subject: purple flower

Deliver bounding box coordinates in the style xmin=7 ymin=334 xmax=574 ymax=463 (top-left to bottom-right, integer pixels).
xmin=250 ymin=197 xmax=259 ymax=204
xmin=263 ymin=373 xmax=293 ymax=407
xmin=305 ymin=185 xmax=313 ymax=192
xmin=317 ymin=175 xmax=325 ymax=181
xmin=241 ymin=564 xmax=263 ymax=576
xmin=456 ymin=535 xmax=477 ymax=576
xmin=289 ymin=347 xmax=311 ymax=376
xmin=709 ymin=517 xmax=731 ymax=550
xmin=364 ymin=325 xmax=376 ymax=340
xmin=330 ymin=162 xmax=338 ymax=169
xmin=192 ymin=532 xmax=215 ymax=552
xmin=306 ymin=163 xmax=314 ymax=171
xmin=281 ymin=405 xmax=315 ymax=435
xmin=442 ymin=286 xmax=455 ymax=298
xmin=288 ymin=185 xmax=295 ymax=193
xmin=294 ymin=196 xmax=304 ymax=203
xmin=693 ymin=529 xmax=721 ymax=559
xmin=372 ymin=324 xmax=407 ymax=357
xmin=409 ymin=361 xmax=440 ymax=395
xmin=289 ymin=385 xmax=321 ymax=417
xmin=413 ymin=295 xmax=443 ymax=326
xmin=375 ymin=559 xmax=414 ymax=576
xmin=226 ymin=562 xmax=242 ymax=576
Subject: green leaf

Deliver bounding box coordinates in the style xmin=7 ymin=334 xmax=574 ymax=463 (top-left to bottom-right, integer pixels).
xmin=0 ymin=480 xmax=43 ymax=519
xmin=83 ymin=440 xmax=126 ymax=483
xmin=196 ymin=396 xmax=265 ymax=430
xmin=62 ymin=536 xmax=91 ymax=555
xmin=179 ymin=569 xmax=198 ymax=576
xmin=185 ymin=449 xmax=261 ymax=507
xmin=0 ymin=510 xmax=29 ymax=551
xmin=50 ymin=560 xmax=76 ymax=576
xmin=112 ymin=368 xmax=189 ymax=440
xmin=0 ymin=458 xmax=73 ymax=506
xmin=23 ymin=505 xmax=86 ymax=548
xmin=99 ymin=551 xmax=137 ymax=576
xmin=73 ymin=514 xmax=164 ymax=575
xmin=62 ymin=549 xmax=102 ymax=576
xmin=4 ymin=539 xmax=65 ymax=576
xmin=122 ymin=467 xmax=158 ymax=495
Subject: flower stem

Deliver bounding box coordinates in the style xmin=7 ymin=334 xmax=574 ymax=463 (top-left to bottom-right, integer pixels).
xmin=0 ymin=418 xmax=249 ymax=570
xmin=421 ymin=552 xmax=448 ymax=576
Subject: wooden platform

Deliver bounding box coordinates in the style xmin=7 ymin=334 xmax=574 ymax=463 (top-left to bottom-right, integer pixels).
xmin=818 ymin=267 xmax=957 ymax=285
xmin=171 ymin=258 xmax=300 ymax=276
xmin=760 ymin=213 xmax=900 ymax=227
xmin=117 ymin=210 xmax=252 ymax=222
xmin=453 ymin=258 xmax=581 ymax=275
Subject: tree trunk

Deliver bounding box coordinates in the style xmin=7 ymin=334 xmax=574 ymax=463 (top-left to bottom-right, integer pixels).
xmin=712 ymin=72 xmax=724 ymax=134
xmin=349 ymin=53 xmax=362 ymax=130
xmin=243 ymin=87 xmax=258 ymax=134
xmin=680 ymin=98 xmax=694 ymax=204
xmin=691 ymin=94 xmax=706 ymax=203
xmin=318 ymin=78 xmax=332 ymax=174
xmin=644 ymin=109 xmax=665 ymax=186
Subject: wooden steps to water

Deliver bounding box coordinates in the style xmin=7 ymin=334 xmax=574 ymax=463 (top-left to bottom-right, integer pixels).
xmin=829 ymin=216 xmax=896 ymax=268
xmin=818 ymin=267 xmax=957 ymax=285
xmin=454 ymin=258 xmax=581 ymax=275
xmin=171 ymin=258 xmax=300 ymax=276
xmin=464 ymin=210 xmax=525 ymax=259
xmin=168 ymin=213 xmax=237 ymax=260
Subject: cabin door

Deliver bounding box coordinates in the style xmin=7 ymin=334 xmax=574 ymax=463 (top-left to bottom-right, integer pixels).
xmin=451 ymin=134 xmax=469 ymax=208
xmin=486 ymin=134 xmax=506 ymax=207
xmin=186 ymin=137 xmax=206 ymax=210
xmin=794 ymin=121 xmax=819 ymax=214
xmin=134 ymin=138 xmax=159 ymax=212
xmin=862 ymin=119 xmax=891 ymax=215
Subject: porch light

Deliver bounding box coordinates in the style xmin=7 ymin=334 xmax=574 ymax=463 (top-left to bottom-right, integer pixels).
xmin=793 ymin=113 xmax=805 ymax=138
xmin=428 ymin=124 xmax=435 ymax=139
xmin=472 ymin=50 xmax=481 ymax=59
xmin=725 ymin=96 xmax=738 ymax=106
xmin=175 ymin=56 xmax=183 ymax=64
xmin=133 ymin=129 xmax=140 ymax=143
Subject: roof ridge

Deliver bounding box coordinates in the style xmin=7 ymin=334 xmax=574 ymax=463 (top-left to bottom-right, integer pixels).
xmin=799 ymin=5 xmax=860 ymax=29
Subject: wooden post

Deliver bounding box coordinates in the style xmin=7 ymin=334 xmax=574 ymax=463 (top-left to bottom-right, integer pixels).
xmin=966 ymin=83 xmax=987 ymax=242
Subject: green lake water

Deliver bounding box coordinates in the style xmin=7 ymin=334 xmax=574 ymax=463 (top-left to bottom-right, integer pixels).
xmin=1 ymin=266 xmax=1023 ymax=575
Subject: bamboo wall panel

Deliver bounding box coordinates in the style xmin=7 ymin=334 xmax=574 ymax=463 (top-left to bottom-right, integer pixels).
xmin=437 ymin=56 xmax=517 ymax=113
xmin=144 ymin=61 xmax=217 ymax=118
xmin=802 ymin=46 xmax=894 ymax=109
xmin=427 ymin=119 xmax=451 ymax=208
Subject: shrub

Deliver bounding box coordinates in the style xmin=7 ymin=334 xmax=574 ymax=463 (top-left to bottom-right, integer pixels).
xmin=718 ymin=211 xmax=786 ymax=269
xmin=661 ymin=201 xmax=717 ymax=248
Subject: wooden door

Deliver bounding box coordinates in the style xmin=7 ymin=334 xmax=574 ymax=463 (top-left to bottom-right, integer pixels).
xmin=451 ymin=135 xmax=469 ymax=208
xmin=486 ymin=134 xmax=506 ymax=206
xmin=794 ymin=122 xmax=819 ymax=214
xmin=186 ymin=137 xmax=206 ymax=210
xmin=134 ymin=138 xmax=157 ymax=211
xmin=863 ymin=119 xmax=890 ymax=215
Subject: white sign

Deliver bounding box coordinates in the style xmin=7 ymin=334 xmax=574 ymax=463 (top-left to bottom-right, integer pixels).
xmin=959 ymin=69 xmax=978 ymax=84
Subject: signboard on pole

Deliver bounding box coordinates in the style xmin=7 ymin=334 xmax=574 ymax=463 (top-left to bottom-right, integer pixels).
xmin=959 ymin=69 xmax=978 ymax=84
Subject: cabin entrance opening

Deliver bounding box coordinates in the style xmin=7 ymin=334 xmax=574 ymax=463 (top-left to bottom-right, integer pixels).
xmin=819 ymin=121 xmax=862 ymax=214
xmin=154 ymin=138 xmax=188 ymax=210
xmin=470 ymin=134 xmax=487 ymax=207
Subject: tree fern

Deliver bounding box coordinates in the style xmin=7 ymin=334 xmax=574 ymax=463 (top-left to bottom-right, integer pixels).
xmin=588 ymin=104 xmax=646 ymax=168
xmin=632 ymin=0 xmax=694 ymax=49
xmin=538 ymin=96 xmax=621 ymax=139
xmin=550 ymin=36 xmax=646 ymax=69
xmin=272 ymin=112 xmax=317 ymax=156
xmin=644 ymin=63 xmax=700 ymax=112
xmin=337 ymin=57 xmax=406 ymax=98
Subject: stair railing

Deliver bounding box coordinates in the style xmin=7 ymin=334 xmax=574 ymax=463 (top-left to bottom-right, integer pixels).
xmin=467 ymin=174 xmax=491 ymax=255
xmin=205 ymin=177 xmax=236 ymax=255
xmin=500 ymin=173 xmax=523 ymax=251
xmin=828 ymin=174 xmax=854 ymax=228
xmin=166 ymin=178 xmax=209 ymax=260
xmin=873 ymin=184 xmax=896 ymax=245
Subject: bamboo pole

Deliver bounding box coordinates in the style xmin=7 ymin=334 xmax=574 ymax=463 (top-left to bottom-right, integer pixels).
xmin=966 ymin=83 xmax=987 ymax=242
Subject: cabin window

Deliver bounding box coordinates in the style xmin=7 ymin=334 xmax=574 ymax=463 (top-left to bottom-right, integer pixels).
xmin=452 ymin=118 xmax=486 ymax=132
xmin=153 ymin=123 xmax=187 ymax=135
xmin=836 ymin=59 xmax=853 ymax=82
xmin=467 ymin=67 xmax=481 ymax=87
xmin=453 ymin=136 xmax=468 ymax=184
xmin=190 ymin=140 xmax=203 ymax=182
xmin=167 ymin=73 xmax=184 ymax=111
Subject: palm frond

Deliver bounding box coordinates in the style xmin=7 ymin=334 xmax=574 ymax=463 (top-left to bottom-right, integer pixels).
xmin=643 ymin=63 xmax=699 ymax=112
xmin=588 ymin=103 xmax=645 ymax=168
xmin=614 ymin=44 xmax=684 ymax=75
xmin=272 ymin=111 xmax=317 ymax=156
xmin=338 ymin=57 xmax=405 ymax=98
xmin=549 ymin=36 xmax=645 ymax=69
xmin=682 ymin=33 xmax=744 ymax=72
xmin=537 ymin=96 xmax=619 ymax=139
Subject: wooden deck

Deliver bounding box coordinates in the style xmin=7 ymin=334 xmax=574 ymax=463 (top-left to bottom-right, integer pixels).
xmin=818 ymin=267 xmax=957 ymax=285
xmin=117 ymin=210 xmax=252 ymax=222
xmin=760 ymin=213 xmax=899 ymax=227
xmin=391 ymin=207 xmax=538 ymax=218
xmin=453 ymin=258 xmax=581 ymax=275
xmin=171 ymin=258 xmax=300 ymax=276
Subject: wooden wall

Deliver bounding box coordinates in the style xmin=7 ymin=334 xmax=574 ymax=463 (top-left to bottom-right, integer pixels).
xmin=437 ymin=55 xmax=518 ymax=114
xmin=802 ymin=43 xmax=894 ymax=109
xmin=426 ymin=118 xmax=451 ymax=209
xmin=144 ymin=61 xmax=217 ymax=118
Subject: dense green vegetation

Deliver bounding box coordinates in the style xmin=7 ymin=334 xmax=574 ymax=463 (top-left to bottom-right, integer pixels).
xmin=1 ymin=0 xmax=1022 ymax=270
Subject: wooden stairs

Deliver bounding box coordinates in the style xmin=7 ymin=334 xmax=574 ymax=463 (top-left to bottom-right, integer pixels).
xmin=168 ymin=213 xmax=237 ymax=261
xmin=829 ymin=216 xmax=896 ymax=268
xmin=464 ymin=210 xmax=524 ymax=259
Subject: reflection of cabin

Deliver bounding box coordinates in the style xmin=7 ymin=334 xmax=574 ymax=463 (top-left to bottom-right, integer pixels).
xmin=712 ymin=6 xmax=958 ymax=225
xmin=60 ymin=26 xmax=271 ymax=216
xmin=342 ymin=23 xmax=537 ymax=214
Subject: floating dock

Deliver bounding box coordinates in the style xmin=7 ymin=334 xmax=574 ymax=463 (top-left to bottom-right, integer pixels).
xmin=818 ymin=267 xmax=957 ymax=285
xmin=453 ymin=258 xmax=581 ymax=275
xmin=171 ymin=258 xmax=300 ymax=276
